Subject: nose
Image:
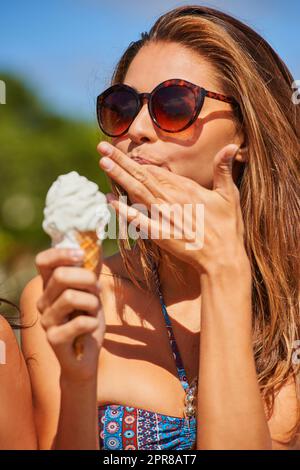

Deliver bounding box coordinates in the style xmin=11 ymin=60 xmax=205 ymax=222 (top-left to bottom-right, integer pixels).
xmin=126 ymin=95 xmax=156 ymax=142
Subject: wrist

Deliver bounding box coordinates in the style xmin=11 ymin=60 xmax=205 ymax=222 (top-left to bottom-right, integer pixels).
xmin=195 ymin=245 xmax=251 ymax=278
xmin=199 ymin=250 xmax=252 ymax=307
xmin=60 ymin=373 xmax=97 ymax=391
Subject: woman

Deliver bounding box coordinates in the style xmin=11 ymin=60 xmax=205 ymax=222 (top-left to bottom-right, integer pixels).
xmin=0 ymin=301 xmax=37 ymax=449
xmin=21 ymin=5 xmax=299 ymax=450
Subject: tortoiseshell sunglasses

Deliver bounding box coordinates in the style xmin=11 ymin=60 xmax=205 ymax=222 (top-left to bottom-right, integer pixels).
xmin=96 ymin=78 xmax=236 ymax=137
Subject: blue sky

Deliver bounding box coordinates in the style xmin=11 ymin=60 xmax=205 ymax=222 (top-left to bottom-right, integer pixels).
xmin=1 ymin=0 xmax=299 ymax=121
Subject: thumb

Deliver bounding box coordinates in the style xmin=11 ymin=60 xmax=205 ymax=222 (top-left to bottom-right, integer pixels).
xmin=213 ymin=144 xmax=240 ymax=194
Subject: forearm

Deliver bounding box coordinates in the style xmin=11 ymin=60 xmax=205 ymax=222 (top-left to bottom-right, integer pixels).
xmin=54 ymin=376 xmax=99 ymax=450
xmin=196 ymin=256 xmax=272 ymax=450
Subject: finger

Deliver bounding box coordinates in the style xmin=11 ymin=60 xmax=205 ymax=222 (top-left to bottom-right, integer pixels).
xmin=213 ymin=144 xmax=240 ymax=197
xmin=98 ymin=141 xmax=193 ymax=196
xmin=41 ymin=289 xmax=101 ymax=329
xmin=46 ymin=315 xmax=101 ymax=347
xmin=109 ymin=197 xmax=165 ymax=241
xmin=98 ymin=142 xmax=210 ymax=204
xmin=99 ymin=155 xmax=154 ymax=206
xmin=145 ymin=163 xmax=195 ymax=188
xmin=39 ymin=266 xmax=100 ymax=310
xmin=35 ymin=248 xmax=85 ymax=286
xmin=98 ymin=141 xmax=166 ymax=198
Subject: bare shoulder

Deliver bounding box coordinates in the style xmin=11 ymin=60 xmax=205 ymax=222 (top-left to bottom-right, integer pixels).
xmin=268 ymin=375 xmax=300 ymax=450
xmin=0 ymin=315 xmax=22 ymax=367
xmin=19 ymin=272 xmax=60 ymax=376
xmin=99 ymin=249 xmax=143 ymax=286
xmin=20 ymin=275 xmax=43 ymax=323
xmin=99 ymin=250 xmax=150 ymax=320
xmin=0 ymin=313 xmax=27 ymax=386
xmin=99 ymin=250 xmax=154 ymax=324
xmin=0 ymin=314 xmax=17 ymax=344
xmin=0 ymin=315 xmax=28 ymax=381
xmin=19 ymin=274 xmax=59 ymax=379
xmin=20 ymin=275 xmax=61 ymax=450
xmin=99 ymin=252 xmax=134 ymax=325
xmin=0 ymin=315 xmax=37 ymax=449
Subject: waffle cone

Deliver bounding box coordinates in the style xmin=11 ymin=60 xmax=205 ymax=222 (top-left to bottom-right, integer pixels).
xmin=75 ymin=231 xmax=102 ymax=274
xmin=73 ymin=230 xmax=102 ymax=360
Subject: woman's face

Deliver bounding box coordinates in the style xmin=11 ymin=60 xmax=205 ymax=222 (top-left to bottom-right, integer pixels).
xmin=111 ymin=41 xmax=245 ymax=190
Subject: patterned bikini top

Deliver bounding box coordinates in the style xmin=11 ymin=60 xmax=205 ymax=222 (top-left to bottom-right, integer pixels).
xmin=98 ymin=261 xmax=197 ymax=450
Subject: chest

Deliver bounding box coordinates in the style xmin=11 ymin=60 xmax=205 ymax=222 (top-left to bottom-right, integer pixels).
xmin=96 ymin=294 xmax=200 ymax=418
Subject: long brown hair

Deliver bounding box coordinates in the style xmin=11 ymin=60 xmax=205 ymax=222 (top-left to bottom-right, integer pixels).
xmin=105 ymin=5 xmax=300 ymax=443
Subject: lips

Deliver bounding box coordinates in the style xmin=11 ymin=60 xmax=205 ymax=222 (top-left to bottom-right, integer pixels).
xmin=129 ymin=155 xmax=171 ymax=171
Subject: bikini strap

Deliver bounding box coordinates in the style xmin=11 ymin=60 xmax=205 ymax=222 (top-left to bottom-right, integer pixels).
xmin=151 ymin=259 xmax=190 ymax=392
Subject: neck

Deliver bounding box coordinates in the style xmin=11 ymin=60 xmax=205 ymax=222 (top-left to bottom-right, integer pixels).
xmin=130 ymin=244 xmax=201 ymax=304
xmin=156 ymin=250 xmax=201 ymax=306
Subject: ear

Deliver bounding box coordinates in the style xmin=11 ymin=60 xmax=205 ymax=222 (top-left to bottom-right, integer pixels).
xmin=232 ymin=125 xmax=248 ymax=163
xmin=232 ymin=143 xmax=248 ymax=189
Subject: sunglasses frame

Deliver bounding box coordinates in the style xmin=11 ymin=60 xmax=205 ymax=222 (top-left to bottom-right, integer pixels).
xmin=96 ymin=78 xmax=236 ymax=137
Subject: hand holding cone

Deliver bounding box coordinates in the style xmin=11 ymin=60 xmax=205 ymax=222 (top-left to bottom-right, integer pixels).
xmin=72 ymin=231 xmax=103 ymax=360
xmin=42 ymin=171 xmax=111 ymax=361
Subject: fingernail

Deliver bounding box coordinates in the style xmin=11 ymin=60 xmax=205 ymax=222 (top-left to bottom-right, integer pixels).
xmin=70 ymin=249 xmax=85 ymax=260
xmin=100 ymin=157 xmax=114 ymax=170
xmin=99 ymin=142 xmax=113 ymax=155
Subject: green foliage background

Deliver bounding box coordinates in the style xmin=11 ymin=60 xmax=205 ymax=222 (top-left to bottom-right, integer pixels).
xmin=0 ymin=73 xmax=118 ymax=307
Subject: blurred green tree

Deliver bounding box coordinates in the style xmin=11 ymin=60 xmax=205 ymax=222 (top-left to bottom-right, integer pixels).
xmin=0 ymin=73 xmax=117 ymax=303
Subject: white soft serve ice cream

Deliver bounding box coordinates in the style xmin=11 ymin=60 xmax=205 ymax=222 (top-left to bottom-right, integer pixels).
xmin=42 ymin=171 xmax=111 ymax=248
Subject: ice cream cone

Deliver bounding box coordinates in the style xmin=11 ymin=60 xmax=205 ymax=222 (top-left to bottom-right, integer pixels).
xmin=76 ymin=231 xmax=102 ymax=273
xmin=42 ymin=171 xmax=111 ymax=362
xmin=73 ymin=230 xmax=102 ymax=360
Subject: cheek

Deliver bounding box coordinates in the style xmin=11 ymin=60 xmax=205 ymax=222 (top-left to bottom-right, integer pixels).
xmin=167 ymin=118 xmax=238 ymax=189
xmin=110 ymin=137 xmax=128 ymax=157
xmin=169 ymin=149 xmax=214 ymax=189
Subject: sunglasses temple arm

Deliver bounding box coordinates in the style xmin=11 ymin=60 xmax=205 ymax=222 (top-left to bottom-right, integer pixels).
xmin=204 ymin=89 xmax=235 ymax=104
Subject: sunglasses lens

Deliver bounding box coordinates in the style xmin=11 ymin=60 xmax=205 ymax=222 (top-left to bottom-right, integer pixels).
xmin=152 ymin=85 xmax=196 ymax=131
xmin=98 ymin=88 xmax=138 ymax=136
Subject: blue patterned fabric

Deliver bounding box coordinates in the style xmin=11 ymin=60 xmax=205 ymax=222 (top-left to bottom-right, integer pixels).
xmin=98 ymin=405 xmax=196 ymax=450
xmin=98 ymin=262 xmax=197 ymax=450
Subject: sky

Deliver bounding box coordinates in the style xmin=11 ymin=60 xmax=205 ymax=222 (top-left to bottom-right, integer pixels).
xmin=1 ymin=0 xmax=299 ymax=121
